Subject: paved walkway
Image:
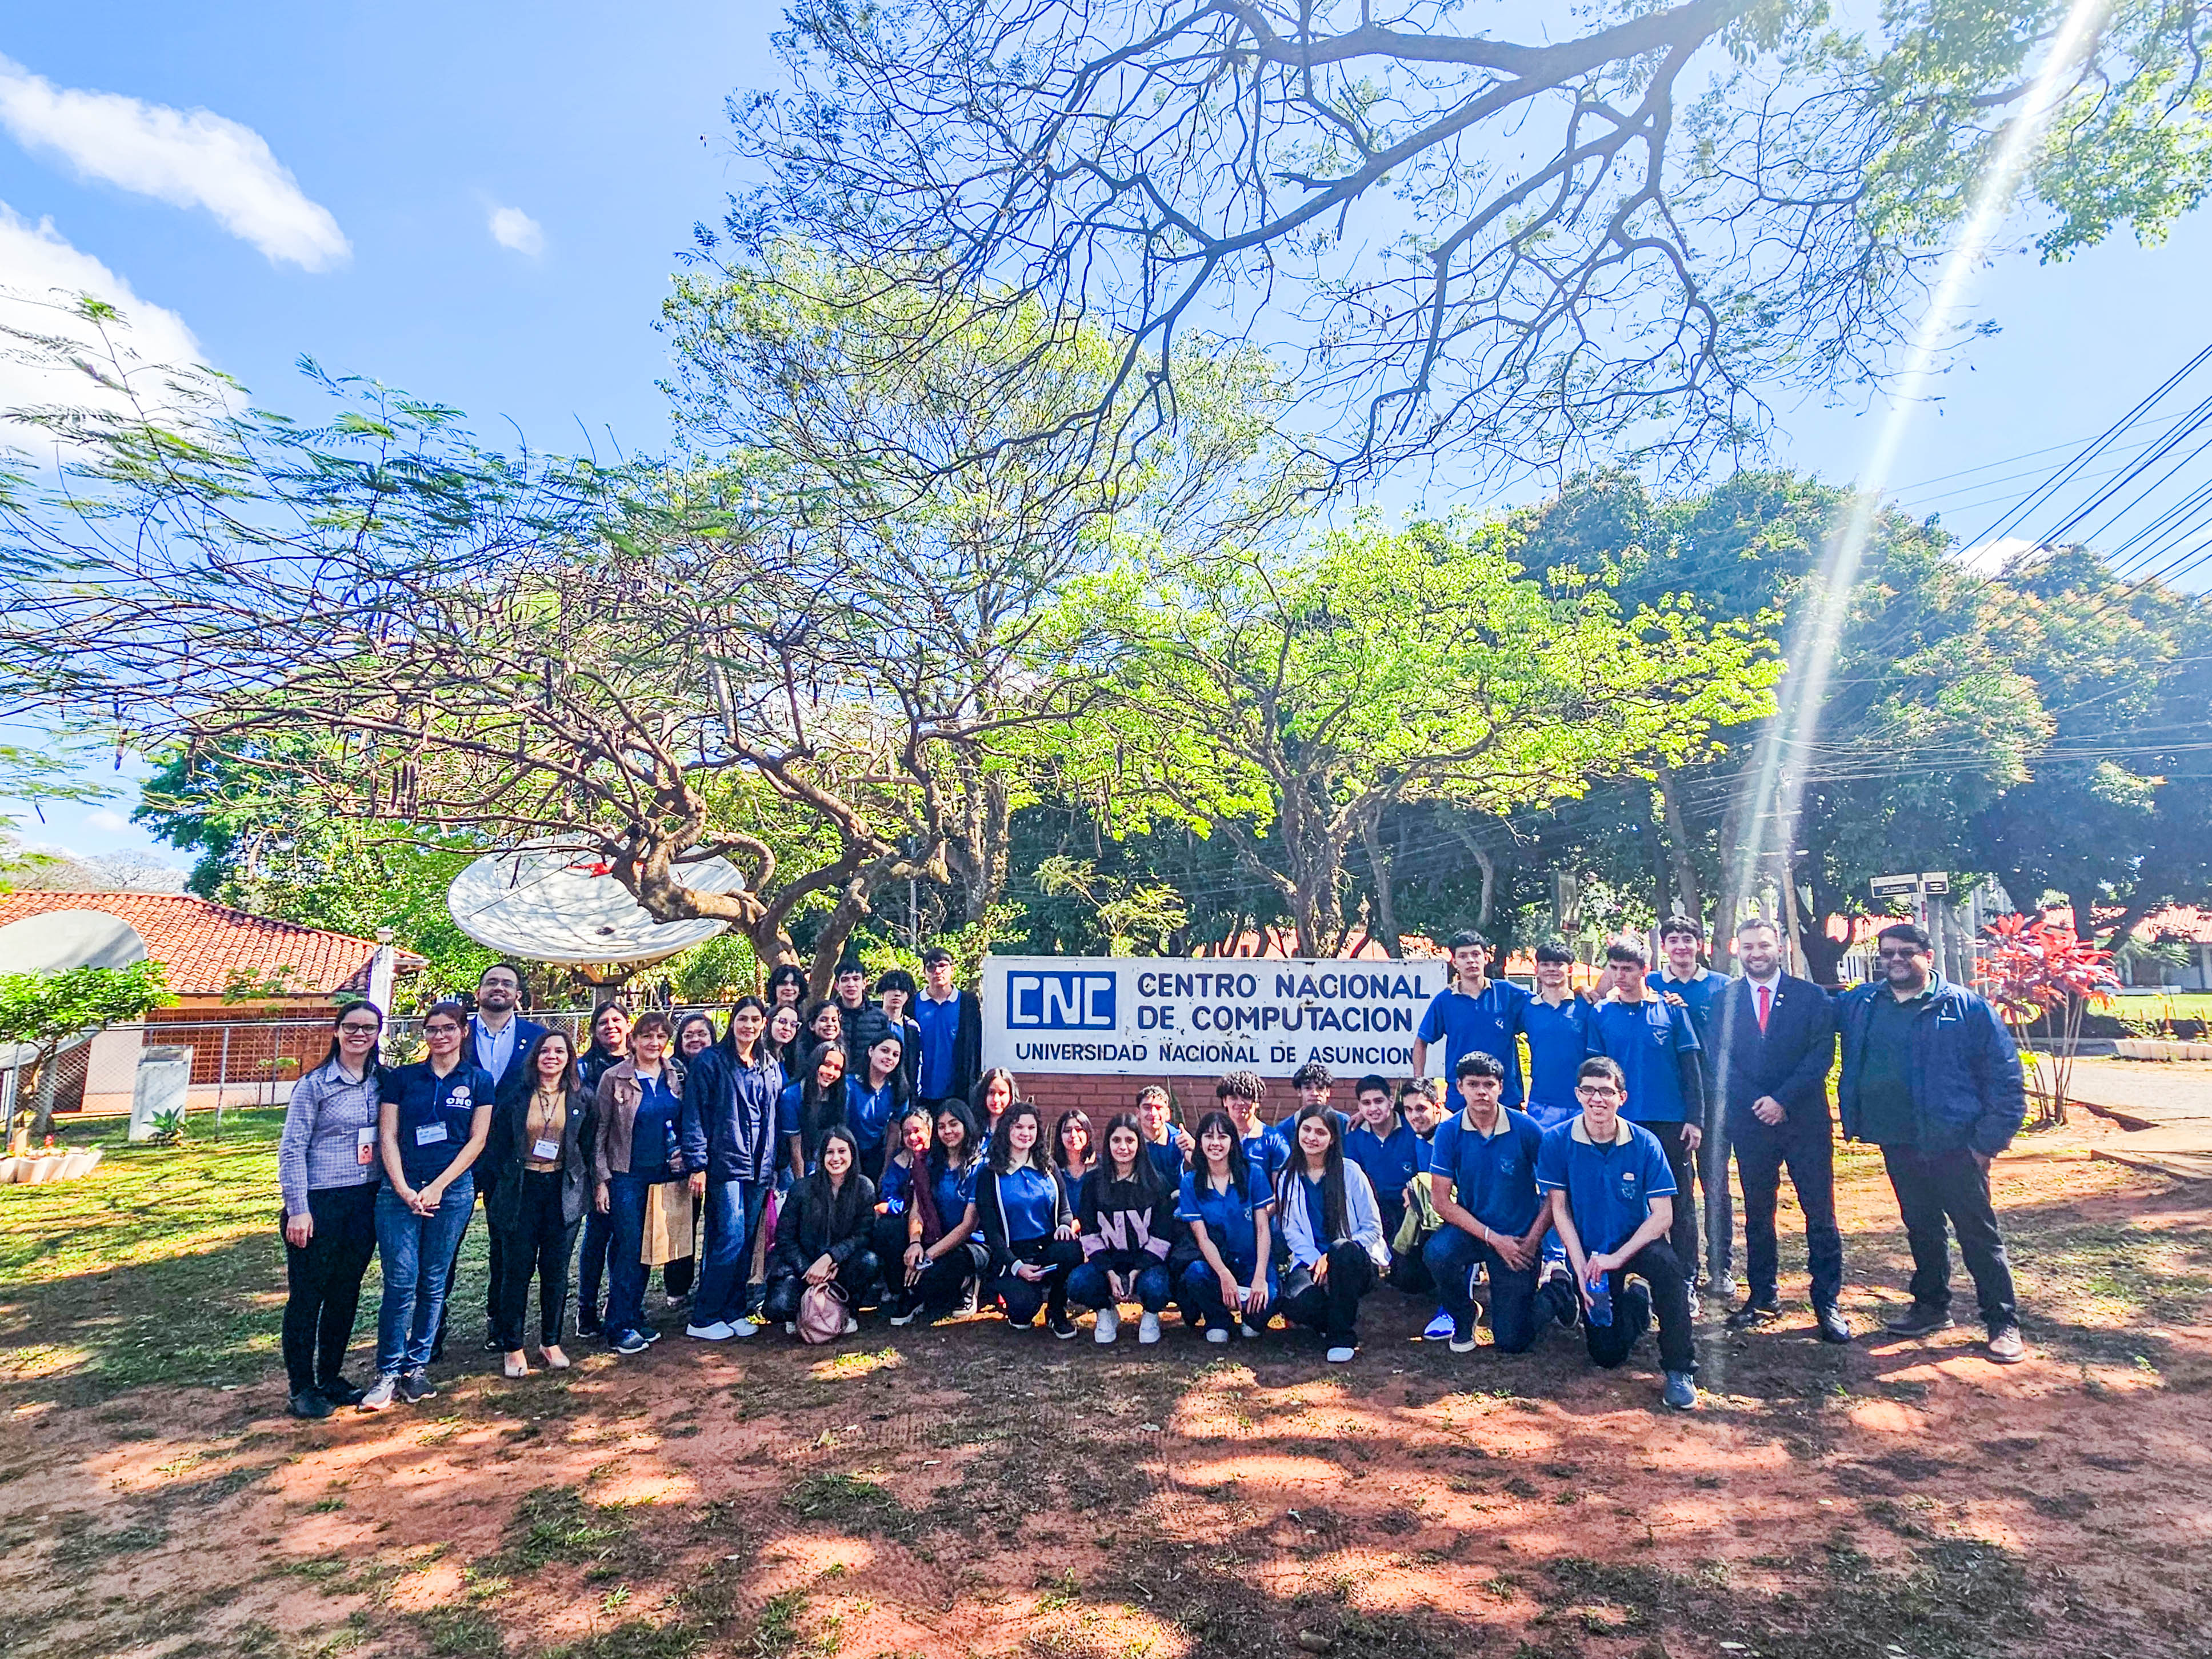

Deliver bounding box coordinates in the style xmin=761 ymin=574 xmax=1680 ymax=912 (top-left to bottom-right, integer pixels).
xmin=2065 ymin=1058 xmax=2212 ymax=1182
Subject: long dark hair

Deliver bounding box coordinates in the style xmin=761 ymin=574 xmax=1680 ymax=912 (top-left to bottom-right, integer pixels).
xmin=582 ymin=1001 xmax=630 ymax=1068
xmin=517 ymin=1027 xmax=579 ymax=1098
xmin=1095 ymin=1110 xmax=1165 ymax=1201
xmin=1276 ymin=1102 xmax=1349 ymax=1242
xmin=857 ymin=1029 xmax=913 ymax=1109
xmin=1051 ymin=1108 xmax=1093 ymax=1173
xmin=801 ymin=1042 xmax=850 ymax=1152
xmin=765 ymin=964 xmax=809 ymax=1008
xmin=986 ymin=1101 xmax=1051 ymax=1177
xmin=322 ymin=1001 xmax=384 ymax=1073
xmin=720 ymin=994 xmax=769 ymax=1062
xmin=969 ymin=1066 xmax=1018 ymax=1128
xmin=1193 ymin=1108 xmax=1254 ymax=1202
xmin=929 ymin=1099 xmax=982 ymax=1179
xmin=803 ymin=1126 xmax=869 ymax=1240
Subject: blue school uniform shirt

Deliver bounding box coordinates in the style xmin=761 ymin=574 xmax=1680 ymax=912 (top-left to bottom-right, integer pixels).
xmin=1144 ymin=1136 xmax=1185 ymax=1185
xmin=1416 ymin=980 xmax=1531 ymax=1105
xmin=1535 ymin=1115 xmax=1676 ymax=1258
xmin=1241 ymin=1125 xmax=1290 ymax=1188
xmin=914 ymin=993 xmax=961 ymax=1101
xmin=1586 ymin=996 xmax=1701 ymax=1124
xmin=994 ymin=1164 xmax=1061 ymax=1242
xmin=878 ymin=1155 xmax=914 ymax=1216
xmin=633 ymin=1070 xmax=682 ymax=1181
xmin=1293 ymin=1172 xmax=1330 ymax=1249
xmin=1177 ymin=1169 xmax=1269 ymax=1277
xmin=1522 ymin=995 xmax=1593 ymax=1125
xmin=383 ymin=1059 xmax=495 ymax=1189
xmin=1343 ymin=1121 xmax=1423 ymax=1210
xmin=845 ymin=1078 xmax=899 ymax=1169
xmin=929 ymin=1156 xmax=981 ymax=1228
xmin=1427 ymin=1106 xmax=1545 ymax=1238
xmin=776 ymin=1081 xmax=805 ymax=1148
xmin=1650 ymin=969 xmax=1728 ymax=1087
xmin=1055 ymin=1163 xmax=1086 ymax=1216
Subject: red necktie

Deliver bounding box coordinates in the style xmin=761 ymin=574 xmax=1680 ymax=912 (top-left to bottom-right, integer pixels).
xmin=1756 ymin=984 xmax=1772 ymax=1033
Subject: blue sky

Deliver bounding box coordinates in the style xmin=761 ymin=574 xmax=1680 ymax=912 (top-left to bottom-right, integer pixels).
xmin=6 ymin=7 xmax=2211 ymax=867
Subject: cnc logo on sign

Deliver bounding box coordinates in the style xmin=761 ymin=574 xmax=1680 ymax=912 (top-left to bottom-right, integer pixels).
xmin=1005 ymin=970 xmax=1118 ymax=1030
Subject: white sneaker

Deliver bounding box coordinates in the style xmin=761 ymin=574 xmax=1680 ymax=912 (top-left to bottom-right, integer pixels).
xmin=840 ymin=1316 xmax=859 ymax=1336
xmin=1239 ymin=1322 xmax=1262 ymax=1340
xmin=784 ymin=1321 xmax=797 ymax=1336
xmin=686 ymin=1321 xmax=735 ymax=1341
xmin=1206 ymin=1326 xmax=1230 ymax=1344
xmin=1093 ymin=1306 xmax=1120 ymax=1344
xmin=357 ymin=1374 xmax=398 ymax=1412
xmin=1138 ymin=1312 xmax=1161 ymax=1345
xmin=729 ymin=1318 xmax=759 ymax=1339
xmin=1325 ymin=1345 xmax=1357 ymax=1364
xmin=1449 ymin=1336 xmax=1477 ymax=1354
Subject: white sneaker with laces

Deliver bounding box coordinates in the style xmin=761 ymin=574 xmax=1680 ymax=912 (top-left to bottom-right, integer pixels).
xmin=1138 ymin=1312 xmax=1161 ymax=1345
xmin=357 ymin=1374 xmax=398 ymax=1412
xmin=1325 ymin=1345 xmax=1357 ymax=1364
xmin=1094 ymin=1306 xmax=1120 ymax=1344
xmin=729 ymin=1318 xmax=759 ymax=1338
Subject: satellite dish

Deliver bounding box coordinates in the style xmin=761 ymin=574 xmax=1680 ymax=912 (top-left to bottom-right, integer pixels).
xmin=0 ymin=909 xmax=150 ymax=975
xmin=446 ymin=842 xmax=742 ymax=969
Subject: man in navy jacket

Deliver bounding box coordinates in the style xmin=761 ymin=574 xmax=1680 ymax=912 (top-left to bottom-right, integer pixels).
xmin=1836 ymin=921 xmax=2029 ymax=1364
xmin=1714 ymin=918 xmax=1845 ymax=1342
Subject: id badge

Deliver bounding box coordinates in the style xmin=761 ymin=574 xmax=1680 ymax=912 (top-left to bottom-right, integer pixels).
xmin=357 ymin=1126 xmax=377 ymax=1166
xmin=532 ymin=1137 xmax=560 ymax=1161
xmin=414 ymin=1121 xmax=449 ymax=1148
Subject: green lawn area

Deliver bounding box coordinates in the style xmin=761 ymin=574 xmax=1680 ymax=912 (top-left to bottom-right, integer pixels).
xmin=0 ymin=1110 xmax=483 ymax=1405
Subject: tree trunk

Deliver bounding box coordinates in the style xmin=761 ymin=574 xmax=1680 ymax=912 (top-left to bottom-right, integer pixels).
xmin=1360 ymin=812 xmax=1400 ymax=958
xmin=1637 ymin=808 xmax=1673 ymax=920
xmin=1655 ymin=765 xmax=1704 ymax=928
xmin=1710 ymin=766 xmax=1755 ymax=965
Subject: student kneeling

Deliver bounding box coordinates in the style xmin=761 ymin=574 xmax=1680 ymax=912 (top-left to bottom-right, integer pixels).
xmin=1422 ymin=1052 xmax=1567 ymax=1354
xmin=1069 ymin=1112 xmax=1178 ymax=1344
xmin=762 ymin=1128 xmax=879 ymax=1337
xmin=1274 ymin=1104 xmax=1392 ymax=1364
xmin=1539 ymin=1057 xmax=1699 ymax=1409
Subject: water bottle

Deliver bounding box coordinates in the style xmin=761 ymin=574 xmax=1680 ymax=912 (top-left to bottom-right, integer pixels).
xmin=1585 ymin=1269 xmax=1613 ymax=1328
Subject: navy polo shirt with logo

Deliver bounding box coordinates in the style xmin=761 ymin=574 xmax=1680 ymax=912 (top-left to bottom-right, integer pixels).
xmin=1535 ymin=1115 xmax=1677 ymax=1258
xmin=1416 ymin=979 xmax=1531 ymax=1105
xmin=1521 ymin=994 xmax=1592 ymax=1126
xmin=383 ymin=1059 xmax=495 ymax=1188
xmin=1427 ymin=1106 xmax=1545 ymax=1238
xmin=1586 ymin=995 xmax=1701 ymax=1124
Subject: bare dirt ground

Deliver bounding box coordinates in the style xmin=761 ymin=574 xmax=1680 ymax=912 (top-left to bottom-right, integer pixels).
xmin=3 ymin=1110 xmax=2209 ymax=1659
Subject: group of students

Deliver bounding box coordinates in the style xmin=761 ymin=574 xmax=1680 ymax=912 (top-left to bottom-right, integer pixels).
xmin=276 ymin=910 xmax=2031 ymax=1419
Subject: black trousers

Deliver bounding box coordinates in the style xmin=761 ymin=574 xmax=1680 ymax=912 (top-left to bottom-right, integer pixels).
xmin=1734 ymin=1110 xmax=1843 ymax=1312
xmin=900 ymin=1241 xmax=982 ymax=1318
xmin=1641 ymin=1121 xmax=1702 ymax=1282
xmin=1279 ymin=1241 xmax=1379 ymax=1345
xmin=1584 ymin=1239 xmax=1696 ymax=1374
xmin=1881 ymin=1144 xmax=2017 ymax=1330
xmin=282 ymin=1184 xmax=379 ymax=1394
xmin=493 ymin=1171 xmax=581 ymax=1350
xmin=990 ymin=1236 xmax=1081 ymax=1325
xmin=763 ymin=1249 xmax=881 ymax=1324
xmin=432 ymin=1177 xmax=502 ymax=1357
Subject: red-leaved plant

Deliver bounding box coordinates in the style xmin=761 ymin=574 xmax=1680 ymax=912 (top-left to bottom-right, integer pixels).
xmin=1975 ymin=914 xmax=2119 ymax=1126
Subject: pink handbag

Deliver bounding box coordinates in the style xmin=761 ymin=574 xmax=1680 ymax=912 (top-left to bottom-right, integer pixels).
xmin=796 ymin=1278 xmax=849 ymax=1344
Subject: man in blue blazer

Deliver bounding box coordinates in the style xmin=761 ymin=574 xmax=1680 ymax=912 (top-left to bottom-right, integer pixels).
xmin=1714 ymin=918 xmax=1846 ymax=1342
xmin=1836 ymin=921 xmax=2028 ymax=1364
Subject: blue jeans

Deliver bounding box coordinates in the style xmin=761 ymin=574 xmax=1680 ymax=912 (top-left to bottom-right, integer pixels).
xmin=1175 ymin=1254 xmax=1272 ymax=1332
xmin=576 ymin=1206 xmax=610 ymax=1328
xmin=374 ymin=1178 xmax=474 ymax=1376
xmin=1423 ymin=1225 xmax=1539 ymax=1352
xmin=1067 ymin=1257 xmax=1171 ymax=1314
xmin=603 ymin=1173 xmax=656 ymax=1341
xmin=694 ymin=1176 xmax=771 ymax=1326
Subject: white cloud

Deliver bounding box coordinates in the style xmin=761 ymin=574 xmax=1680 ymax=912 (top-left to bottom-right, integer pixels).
xmin=1953 ymin=535 xmax=2039 ymax=576
xmin=0 ymin=54 xmax=348 ymax=271
xmin=487 ymin=204 xmax=544 ymax=257
xmin=83 ymin=807 xmax=131 ymax=833
xmin=0 ymin=203 xmax=209 ymax=445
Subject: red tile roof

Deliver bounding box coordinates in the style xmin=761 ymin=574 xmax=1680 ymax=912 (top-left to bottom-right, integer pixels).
xmin=0 ymin=892 xmax=426 ymax=997
xmin=2038 ymin=905 xmax=2212 ymax=946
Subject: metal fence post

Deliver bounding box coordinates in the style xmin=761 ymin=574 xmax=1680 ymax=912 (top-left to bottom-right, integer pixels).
xmin=216 ymin=1025 xmax=231 ymax=1133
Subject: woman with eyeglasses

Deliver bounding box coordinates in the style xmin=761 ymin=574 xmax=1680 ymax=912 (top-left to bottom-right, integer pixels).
xmin=360 ymin=1002 xmax=494 ymax=1410
xmin=490 ymin=1028 xmax=589 ymax=1377
xmin=573 ymin=1002 xmax=631 ymax=1339
xmin=593 ymin=1010 xmax=687 ymax=1356
xmin=279 ymin=1002 xmax=386 ymax=1418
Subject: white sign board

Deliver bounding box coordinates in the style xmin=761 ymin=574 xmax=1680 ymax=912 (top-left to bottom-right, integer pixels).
xmin=981 ymin=956 xmax=1442 ymax=1077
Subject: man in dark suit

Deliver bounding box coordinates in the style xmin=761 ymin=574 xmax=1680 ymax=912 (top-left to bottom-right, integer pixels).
xmin=1715 ymin=918 xmax=1847 ymax=1342
xmin=454 ymin=962 xmax=550 ymax=1353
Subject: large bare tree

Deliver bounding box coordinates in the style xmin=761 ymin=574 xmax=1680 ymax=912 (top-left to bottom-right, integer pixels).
xmin=726 ymin=0 xmax=2212 ymax=485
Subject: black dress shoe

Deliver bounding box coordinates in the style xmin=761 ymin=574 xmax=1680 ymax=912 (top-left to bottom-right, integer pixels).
xmin=317 ymin=1376 xmax=366 ymax=1407
xmin=288 ymin=1388 xmax=334 ymax=1420
xmin=1725 ymin=1301 xmax=1779 ymax=1332
xmin=1815 ymin=1308 xmax=1853 ymax=1344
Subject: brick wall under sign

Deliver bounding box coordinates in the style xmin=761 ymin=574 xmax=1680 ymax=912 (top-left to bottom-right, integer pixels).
xmin=1017 ymin=1072 xmax=1340 ymax=1129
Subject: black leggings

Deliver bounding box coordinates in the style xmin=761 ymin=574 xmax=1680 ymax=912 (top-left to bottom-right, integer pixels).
xmin=493 ymin=1170 xmax=581 ymax=1350
xmin=762 ymin=1249 xmax=882 ymax=1324
xmin=1279 ymin=1241 xmax=1379 ymax=1345
xmin=990 ymin=1236 xmax=1081 ymax=1326
xmin=282 ymin=1184 xmax=379 ymax=1394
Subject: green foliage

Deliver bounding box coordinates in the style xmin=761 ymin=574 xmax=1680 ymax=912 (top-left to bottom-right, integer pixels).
xmin=663 ymin=931 xmax=760 ymax=1003
xmin=0 ymin=960 xmax=172 ymax=1134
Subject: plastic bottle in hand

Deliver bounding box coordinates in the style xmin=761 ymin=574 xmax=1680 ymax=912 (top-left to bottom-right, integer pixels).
xmin=1584 ymin=1268 xmax=1613 ymax=1328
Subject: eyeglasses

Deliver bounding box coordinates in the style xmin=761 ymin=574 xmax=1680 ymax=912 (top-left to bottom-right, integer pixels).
xmin=1874 ymin=946 xmax=1926 ymax=961
xmin=1575 ymin=1085 xmax=1622 ymax=1100
xmin=337 ymin=1023 xmax=381 ymax=1036
xmin=423 ymin=1022 xmax=462 ymax=1037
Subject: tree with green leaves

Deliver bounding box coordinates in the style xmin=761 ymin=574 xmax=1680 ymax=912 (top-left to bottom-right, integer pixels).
xmin=0 ymin=960 xmax=172 ymax=1140
xmin=1054 ymin=517 xmax=1779 ymax=957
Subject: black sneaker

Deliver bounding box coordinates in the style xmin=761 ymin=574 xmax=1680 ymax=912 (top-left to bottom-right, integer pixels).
xmin=1046 ymin=1312 xmax=1078 ymax=1340
xmin=639 ymin=1326 xmax=663 ymax=1345
xmin=1815 ymin=1308 xmax=1853 ymax=1344
xmin=1725 ymin=1301 xmax=1780 ymax=1332
xmin=317 ymin=1376 xmax=367 ymax=1408
xmin=1543 ymin=1278 xmax=1580 ymax=1330
xmin=398 ymin=1368 xmax=437 ymax=1403
xmin=576 ymin=1312 xmax=605 ymax=1339
xmin=287 ymin=1388 xmax=333 ymax=1420
xmin=1883 ymin=1303 xmax=1952 ymax=1338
